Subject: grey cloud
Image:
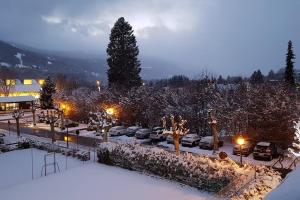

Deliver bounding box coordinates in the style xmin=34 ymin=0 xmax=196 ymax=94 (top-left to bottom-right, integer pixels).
xmin=0 ymin=0 xmax=299 ymax=77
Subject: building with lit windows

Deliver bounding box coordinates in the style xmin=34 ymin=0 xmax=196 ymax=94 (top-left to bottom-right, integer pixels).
xmin=0 ymin=79 xmax=44 ymax=111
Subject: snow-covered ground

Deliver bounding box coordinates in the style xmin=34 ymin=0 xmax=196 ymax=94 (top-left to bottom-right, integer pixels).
xmin=0 ymin=149 xmax=216 ymax=200
xmin=0 ymin=148 xmax=84 ymax=190
xmin=28 ymin=122 xmax=88 ymax=133
xmin=265 ymin=165 xmax=300 ymax=200
xmin=0 ymin=112 xmax=32 ymax=121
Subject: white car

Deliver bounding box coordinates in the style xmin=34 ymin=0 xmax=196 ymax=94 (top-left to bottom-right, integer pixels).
xmin=199 ymin=136 xmax=224 ymax=150
xmin=181 ymin=134 xmax=201 ymax=147
xmin=108 ymin=126 xmax=127 ymax=137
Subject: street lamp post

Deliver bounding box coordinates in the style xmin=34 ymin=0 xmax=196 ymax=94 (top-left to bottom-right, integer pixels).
xmin=104 ymin=107 xmax=114 ymax=142
xmin=237 ymin=135 xmax=245 ymax=166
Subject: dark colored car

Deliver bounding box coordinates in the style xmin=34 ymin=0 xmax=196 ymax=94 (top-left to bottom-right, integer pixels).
xmin=126 ymin=126 xmax=141 ymax=137
xmin=135 ymin=128 xmax=152 ymax=139
xmin=253 ymin=142 xmax=278 ymax=161
xmin=166 ymin=134 xmax=184 ymax=144
xmin=233 ymin=140 xmax=256 ymax=156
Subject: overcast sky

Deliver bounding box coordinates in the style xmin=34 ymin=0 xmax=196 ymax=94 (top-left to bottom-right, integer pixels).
xmin=0 ymin=0 xmax=299 ymax=76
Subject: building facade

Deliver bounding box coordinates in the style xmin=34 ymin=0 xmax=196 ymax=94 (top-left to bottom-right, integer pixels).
xmin=0 ymin=79 xmax=44 ymax=111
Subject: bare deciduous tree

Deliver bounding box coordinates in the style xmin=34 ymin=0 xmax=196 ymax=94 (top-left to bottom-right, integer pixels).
xmin=12 ymin=110 xmax=24 ymax=137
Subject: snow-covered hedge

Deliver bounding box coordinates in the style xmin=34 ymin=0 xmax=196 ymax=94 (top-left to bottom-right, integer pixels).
xmin=97 ymin=142 xmax=248 ymax=192
xmin=232 ymin=166 xmax=282 ymax=200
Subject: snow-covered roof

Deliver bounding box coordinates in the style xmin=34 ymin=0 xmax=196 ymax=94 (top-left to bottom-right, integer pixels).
xmin=257 ymin=142 xmax=270 ymax=146
xmin=10 ymin=80 xmax=41 ymax=92
xmin=0 ymin=96 xmax=36 ymax=103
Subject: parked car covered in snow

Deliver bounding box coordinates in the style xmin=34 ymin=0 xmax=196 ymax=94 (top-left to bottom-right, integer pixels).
xmin=233 ymin=140 xmax=256 ymax=156
xmin=199 ymin=136 xmax=224 ymax=150
xmin=135 ymin=128 xmax=152 ymax=139
xmin=108 ymin=126 xmax=127 ymax=137
xmin=166 ymin=134 xmax=183 ymax=144
xmin=150 ymin=127 xmax=166 ymax=141
xmin=253 ymin=141 xmax=278 ymax=161
xmin=181 ymin=134 xmax=201 ymax=147
xmin=126 ymin=126 xmax=141 ymax=137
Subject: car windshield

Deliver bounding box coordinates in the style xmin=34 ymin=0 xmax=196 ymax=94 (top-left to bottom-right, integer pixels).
xmin=256 ymin=145 xmax=269 ymax=149
xmin=153 ymin=127 xmax=162 ymax=131
xmin=201 ymin=137 xmax=212 ymax=143
xmin=116 ymin=127 xmax=124 ymax=130
xmin=128 ymin=127 xmax=138 ymax=130
xmin=186 ymin=134 xmax=197 ymax=138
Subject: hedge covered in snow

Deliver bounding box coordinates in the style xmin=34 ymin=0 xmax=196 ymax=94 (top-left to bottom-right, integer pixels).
xmin=232 ymin=166 xmax=282 ymax=200
xmin=97 ymin=142 xmax=251 ymax=192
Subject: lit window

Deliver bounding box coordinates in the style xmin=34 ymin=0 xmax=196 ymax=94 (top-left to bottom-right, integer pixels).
xmin=38 ymin=79 xmax=45 ymax=85
xmin=23 ymin=79 xmax=32 ymax=85
xmin=6 ymin=79 xmax=16 ymax=86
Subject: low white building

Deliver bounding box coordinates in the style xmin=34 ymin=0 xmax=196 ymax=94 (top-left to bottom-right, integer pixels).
xmin=0 ymin=79 xmax=44 ymax=111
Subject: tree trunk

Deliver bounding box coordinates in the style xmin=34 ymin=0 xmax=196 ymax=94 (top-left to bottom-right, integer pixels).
xmin=16 ymin=118 xmax=20 ymax=137
xmin=60 ymin=112 xmax=65 ymax=130
xmin=173 ymin=131 xmax=180 ymax=155
xmin=211 ymin=122 xmax=219 ymax=153
xmin=51 ymin=122 xmax=55 ymax=143
xmin=32 ymin=110 xmax=36 ymax=126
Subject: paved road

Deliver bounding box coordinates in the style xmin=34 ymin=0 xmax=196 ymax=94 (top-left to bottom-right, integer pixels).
xmin=0 ymin=122 xmax=101 ymax=147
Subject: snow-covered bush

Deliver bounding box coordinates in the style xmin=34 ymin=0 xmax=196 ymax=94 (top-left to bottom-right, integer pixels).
xmin=288 ymin=121 xmax=300 ymax=157
xmin=97 ymin=142 xmax=250 ymax=192
xmin=232 ymin=166 xmax=281 ymax=200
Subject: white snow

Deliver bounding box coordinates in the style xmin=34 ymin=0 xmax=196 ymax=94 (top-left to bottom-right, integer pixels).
xmin=256 ymin=142 xmax=270 ymax=147
xmin=0 ymin=62 xmax=11 ymax=67
xmin=47 ymin=61 xmax=52 ymax=65
xmin=0 ymin=148 xmax=83 ymax=190
xmin=15 ymin=52 xmax=24 ymax=67
xmin=265 ymin=165 xmax=300 ymax=200
xmin=0 ymin=154 xmax=214 ymax=200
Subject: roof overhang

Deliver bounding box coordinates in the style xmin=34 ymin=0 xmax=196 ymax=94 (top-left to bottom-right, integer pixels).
xmin=0 ymin=96 xmax=37 ymax=103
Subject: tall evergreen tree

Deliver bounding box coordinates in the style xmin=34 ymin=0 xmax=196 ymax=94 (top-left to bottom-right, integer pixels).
xmin=267 ymin=70 xmax=276 ymax=80
xmin=107 ymin=17 xmax=142 ymax=89
xmin=40 ymin=76 xmax=56 ymax=109
xmin=250 ymin=69 xmax=264 ymax=84
xmin=284 ymin=40 xmax=296 ymax=86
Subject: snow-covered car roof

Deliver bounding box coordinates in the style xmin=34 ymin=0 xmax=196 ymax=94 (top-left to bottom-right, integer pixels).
xmin=200 ymin=136 xmax=213 ymax=143
xmin=184 ymin=134 xmax=199 ymax=138
xmin=137 ymin=128 xmax=151 ymax=132
xmin=257 ymin=142 xmax=271 ymax=146
xmin=127 ymin=126 xmax=140 ymax=130
xmin=153 ymin=127 xmax=163 ymax=130
xmin=110 ymin=126 xmax=125 ymax=130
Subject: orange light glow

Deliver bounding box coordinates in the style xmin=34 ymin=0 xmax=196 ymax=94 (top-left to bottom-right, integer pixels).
xmin=106 ymin=108 xmax=114 ymax=115
xmin=64 ymin=136 xmax=71 ymax=142
xmin=237 ymin=136 xmax=245 ymax=145
xmin=38 ymin=79 xmax=45 ymax=85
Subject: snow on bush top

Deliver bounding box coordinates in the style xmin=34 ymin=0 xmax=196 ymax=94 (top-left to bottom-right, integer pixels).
xmin=98 ymin=142 xmax=253 ymax=192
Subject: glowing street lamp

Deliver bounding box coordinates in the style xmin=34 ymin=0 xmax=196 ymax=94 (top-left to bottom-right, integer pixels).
xmin=96 ymin=80 xmax=101 ymax=92
xmin=237 ymin=135 xmax=245 ymax=166
xmin=106 ymin=108 xmax=114 ymax=115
